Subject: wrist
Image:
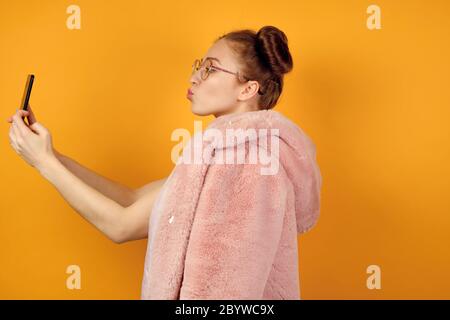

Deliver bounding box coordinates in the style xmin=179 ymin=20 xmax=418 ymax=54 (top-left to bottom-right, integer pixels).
xmin=37 ymin=154 xmax=62 ymax=181
xmin=53 ymin=148 xmax=62 ymax=160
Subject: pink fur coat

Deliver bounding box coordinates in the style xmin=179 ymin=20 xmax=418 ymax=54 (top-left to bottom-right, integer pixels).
xmin=140 ymin=109 xmax=322 ymax=299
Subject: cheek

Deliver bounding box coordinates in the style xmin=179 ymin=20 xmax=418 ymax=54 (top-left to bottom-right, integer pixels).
xmin=200 ymin=78 xmax=237 ymax=106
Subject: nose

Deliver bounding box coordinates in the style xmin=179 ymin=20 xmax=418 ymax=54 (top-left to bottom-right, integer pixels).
xmin=189 ymin=73 xmax=199 ymax=86
xmin=189 ymin=71 xmax=199 ymax=84
xmin=189 ymin=65 xmax=203 ymax=85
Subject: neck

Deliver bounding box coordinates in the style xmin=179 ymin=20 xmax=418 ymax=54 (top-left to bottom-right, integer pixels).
xmin=213 ymin=103 xmax=259 ymax=118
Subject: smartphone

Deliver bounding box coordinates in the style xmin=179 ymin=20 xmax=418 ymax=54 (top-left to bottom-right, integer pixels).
xmin=20 ymin=74 xmax=34 ymax=125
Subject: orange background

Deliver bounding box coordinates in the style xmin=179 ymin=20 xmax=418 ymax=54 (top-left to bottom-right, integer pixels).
xmin=1 ymin=0 xmax=449 ymax=299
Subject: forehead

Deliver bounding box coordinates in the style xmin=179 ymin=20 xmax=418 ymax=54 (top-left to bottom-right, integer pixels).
xmin=202 ymin=39 xmax=237 ymax=67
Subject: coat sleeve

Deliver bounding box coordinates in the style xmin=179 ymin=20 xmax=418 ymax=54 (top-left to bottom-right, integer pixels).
xmin=179 ymin=161 xmax=289 ymax=299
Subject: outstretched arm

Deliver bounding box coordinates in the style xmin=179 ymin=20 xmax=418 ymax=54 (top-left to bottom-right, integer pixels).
xmin=54 ymin=149 xmax=137 ymax=207
xmin=8 ymin=109 xmax=167 ymax=244
xmin=54 ymin=149 xmax=169 ymax=242
xmin=39 ymin=156 xmax=128 ymax=243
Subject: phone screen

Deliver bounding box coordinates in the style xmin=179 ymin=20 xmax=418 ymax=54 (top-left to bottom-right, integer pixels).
xmin=20 ymin=74 xmax=34 ymax=124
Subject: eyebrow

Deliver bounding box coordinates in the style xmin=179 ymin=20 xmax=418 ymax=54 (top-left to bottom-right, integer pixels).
xmin=204 ymin=57 xmax=222 ymax=65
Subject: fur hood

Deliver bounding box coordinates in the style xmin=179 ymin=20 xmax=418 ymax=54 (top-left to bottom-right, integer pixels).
xmin=197 ymin=109 xmax=322 ymax=234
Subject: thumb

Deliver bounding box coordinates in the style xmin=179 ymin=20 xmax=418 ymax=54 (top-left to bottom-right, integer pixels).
xmin=29 ymin=122 xmax=48 ymax=135
xmin=27 ymin=105 xmax=37 ymax=124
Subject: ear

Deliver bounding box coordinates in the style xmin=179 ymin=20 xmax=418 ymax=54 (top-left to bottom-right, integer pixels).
xmin=237 ymin=80 xmax=260 ymax=101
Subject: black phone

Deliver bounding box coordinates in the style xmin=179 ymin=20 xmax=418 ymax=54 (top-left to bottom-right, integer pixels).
xmin=20 ymin=74 xmax=34 ymax=125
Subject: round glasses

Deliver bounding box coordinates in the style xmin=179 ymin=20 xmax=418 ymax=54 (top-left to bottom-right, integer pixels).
xmin=191 ymin=58 xmax=217 ymax=81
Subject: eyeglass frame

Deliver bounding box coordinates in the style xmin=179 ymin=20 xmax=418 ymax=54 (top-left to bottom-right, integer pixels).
xmin=192 ymin=58 xmax=264 ymax=95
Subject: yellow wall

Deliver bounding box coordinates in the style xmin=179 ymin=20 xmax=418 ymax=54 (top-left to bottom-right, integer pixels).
xmin=1 ymin=0 xmax=449 ymax=299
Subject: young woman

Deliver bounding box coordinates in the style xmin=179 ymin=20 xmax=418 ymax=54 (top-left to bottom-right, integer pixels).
xmin=7 ymin=26 xmax=322 ymax=299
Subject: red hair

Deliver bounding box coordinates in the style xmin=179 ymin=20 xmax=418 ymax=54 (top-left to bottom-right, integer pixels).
xmin=216 ymin=26 xmax=293 ymax=110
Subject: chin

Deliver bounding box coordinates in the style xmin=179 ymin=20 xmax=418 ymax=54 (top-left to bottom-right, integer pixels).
xmin=191 ymin=107 xmax=209 ymax=116
xmin=190 ymin=104 xmax=213 ymax=117
xmin=190 ymin=101 xmax=233 ymax=117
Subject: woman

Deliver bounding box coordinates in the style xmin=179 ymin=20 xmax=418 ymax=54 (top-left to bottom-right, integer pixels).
xmin=7 ymin=26 xmax=322 ymax=299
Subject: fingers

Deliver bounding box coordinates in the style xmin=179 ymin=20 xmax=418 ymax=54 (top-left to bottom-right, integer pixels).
xmin=10 ymin=121 xmax=22 ymax=150
xmin=11 ymin=111 xmax=31 ymax=136
xmin=6 ymin=109 xmax=29 ymax=123
xmin=7 ymin=109 xmax=32 ymax=153
xmin=8 ymin=125 xmax=19 ymax=151
xmin=11 ymin=120 xmax=20 ymax=137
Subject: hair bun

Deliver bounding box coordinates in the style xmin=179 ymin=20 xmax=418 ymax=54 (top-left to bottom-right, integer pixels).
xmin=256 ymin=26 xmax=293 ymax=76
